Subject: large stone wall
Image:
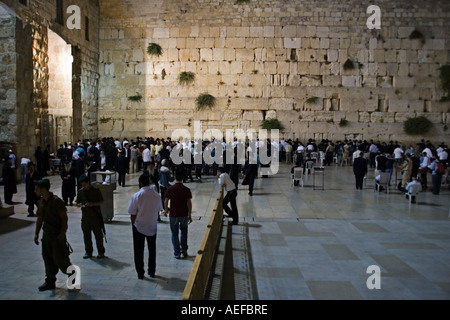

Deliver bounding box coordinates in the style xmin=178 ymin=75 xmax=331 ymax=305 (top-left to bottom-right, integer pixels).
xmin=98 ymin=0 xmax=450 ymax=143
xmin=0 ymin=0 xmax=100 ymax=159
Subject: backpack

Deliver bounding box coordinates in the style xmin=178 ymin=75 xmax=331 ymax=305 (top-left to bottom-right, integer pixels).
xmin=436 ymin=162 xmax=445 ymax=174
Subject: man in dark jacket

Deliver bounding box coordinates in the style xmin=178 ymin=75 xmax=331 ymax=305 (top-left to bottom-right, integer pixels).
xmin=353 ymin=151 xmax=368 ymax=190
xmin=25 ymin=162 xmax=42 ymax=216
xmin=2 ymin=157 xmax=18 ymax=205
xmin=115 ymin=150 xmax=128 ymax=187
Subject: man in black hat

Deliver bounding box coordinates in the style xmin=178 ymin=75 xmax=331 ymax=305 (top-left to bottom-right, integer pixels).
xmin=75 ymin=174 xmax=106 ymax=259
xmin=34 ymin=179 xmax=72 ymax=291
xmin=25 ymin=162 xmax=42 ymax=217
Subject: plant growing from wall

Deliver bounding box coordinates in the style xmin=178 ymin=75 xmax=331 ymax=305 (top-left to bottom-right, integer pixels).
xmin=306 ymin=96 xmax=318 ymax=104
xmin=403 ymin=116 xmax=432 ymax=135
xmin=195 ymin=93 xmax=216 ymax=111
xmin=439 ymin=64 xmax=450 ymax=101
xmin=128 ymin=92 xmax=143 ymax=102
xmin=235 ymin=0 xmax=250 ymax=4
xmin=147 ymin=43 xmax=163 ymax=57
xmin=99 ymin=116 xmax=112 ymax=124
xmin=339 ymin=119 xmax=349 ymax=127
xmin=343 ymin=59 xmax=355 ymax=70
xmin=178 ymin=71 xmax=195 ymax=85
xmin=260 ymin=118 xmax=285 ymax=131
xmin=409 ymin=29 xmax=425 ymax=44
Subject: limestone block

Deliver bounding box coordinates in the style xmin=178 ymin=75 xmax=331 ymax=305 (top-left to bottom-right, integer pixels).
xmin=297 ymin=62 xmax=310 ymax=75
xmin=264 ymin=26 xmax=275 ymax=38
xmin=265 ymin=110 xmax=277 ymax=120
xmin=225 ymin=38 xmax=246 ymax=49
xmin=168 ymin=48 xmax=179 ymax=61
xmin=397 ymin=27 xmax=415 ymax=38
xmin=277 ymin=61 xmax=290 ymax=74
xmin=345 ymin=111 xmax=359 ymax=122
xmin=229 ymin=98 xmax=269 ymax=110
xmin=224 ymin=48 xmax=236 ymax=61
xmin=393 ymin=76 xmax=415 ymax=88
xmin=300 ymin=76 xmax=322 ymax=87
xmin=284 ymin=38 xmax=301 ymax=48
xmin=269 ymin=98 xmax=294 ymax=111
xmin=309 ymin=62 xmax=321 ymax=75
xmin=316 ymin=27 xmax=329 ymax=38
xmin=333 ymin=111 xmax=346 ymax=123
xmin=200 ymin=48 xmax=213 ymax=61
xmin=388 ymin=99 xmax=409 ymax=113
xmin=342 ymin=76 xmax=362 ymax=87
xmin=189 ymin=49 xmax=200 ymax=62
xmin=235 ymin=27 xmax=250 ymax=38
xmin=212 ymin=48 xmax=225 ymax=61
xmin=241 ymin=61 xmax=255 ymax=74
xmin=408 ymin=101 xmax=426 ymax=113
xmin=322 ymin=75 xmax=341 ymax=87
xmin=394 ymin=112 xmax=412 ymax=123
xmin=163 ymin=110 xmax=194 ymax=120
xmin=246 ymin=38 xmax=264 ymax=49
xmin=185 ymin=38 xmax=195 ymax=49
xmin=243 ymin=111 xmax=264 ymax=121
xmin=310 ymin=38 xmax=320 ymax=49
xmin=377 ymin=76 xmax=393 ymax=88
xmin=264 ymin=61 xmax=277 ymax=74
xmin=153 ymin=28 xmax=169 ymax=39
xmin=327 ymin=49 xmax=338 ymax=62
xmin=236 ymin=49 xmax=254 ymax=62
xmin=254 ymin=48 xmax=267 ymax=61
xmin=362 ymin=76 xmax=377 ymax=87
xmin=195 ymin=38 xmax=205 ymax=49
xmin=249 ymin=27 xmax=264 ymax=38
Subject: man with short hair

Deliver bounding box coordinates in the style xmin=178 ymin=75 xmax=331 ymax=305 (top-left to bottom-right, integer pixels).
xmin=34 ymin=179 xmax=72 ymax=291
xmin=128 ymin=174 xmax=163 ymax=279
xmin=76 ymin=174 xmax=106 ymax=259
xmin=217 ymin=166 xmax=239 ymax=225
xmin=164 ymin=171 xmax=192 ymax=259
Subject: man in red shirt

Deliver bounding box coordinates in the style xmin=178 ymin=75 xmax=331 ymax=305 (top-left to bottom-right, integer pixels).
xmin=164 ymin=170 xmax=192 ymax=259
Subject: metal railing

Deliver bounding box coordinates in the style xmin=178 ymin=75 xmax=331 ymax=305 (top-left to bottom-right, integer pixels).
xmin=182 ymin=189 xmax=224 ymax=300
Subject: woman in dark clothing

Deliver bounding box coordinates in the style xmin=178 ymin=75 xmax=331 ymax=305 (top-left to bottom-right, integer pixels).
xmin=34 ymin=146 xmax=45 ymax=177
xmin=1 ymin=158 xmax=17 ymax=205
xmin=60 ymin=161 xmax=77 ymax=206
xmin=25 ymin=162 xmax=41 ymax=216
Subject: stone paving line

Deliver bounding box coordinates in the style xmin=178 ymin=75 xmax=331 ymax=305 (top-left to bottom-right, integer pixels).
xmin=0 ymin=163 xmax=450 ymax=300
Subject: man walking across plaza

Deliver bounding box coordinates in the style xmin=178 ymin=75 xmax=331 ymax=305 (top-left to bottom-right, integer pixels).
xmin=128 ymin=174 xmax=163 ymax=279
xmin=76 ymin=174 xmax=106 ymax=259
xmin=164 ymin=170 xmax=192 ymax=259
xmin=353 ymin=151 xmax=368 ymax=190
xmin=33 ymin=179 xmax=72 ymax=291
xmin=217 ymin=166 xmax=239 ymax=225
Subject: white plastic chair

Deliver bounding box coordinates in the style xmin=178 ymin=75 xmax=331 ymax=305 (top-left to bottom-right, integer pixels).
xmin=406 ymin=183 xmax=421 ymax=204
xmin=291 ymin=167 xmax=304 ymax=188
xmin=310 ymin=152 xmax=318 ymax=164
xmin=375 ymin=172 xmax=391 ymax=194
xmin=305 ymin=161 xmax=314 ymax=175
xmin=319 ymin=151 xmax=325 ymax=166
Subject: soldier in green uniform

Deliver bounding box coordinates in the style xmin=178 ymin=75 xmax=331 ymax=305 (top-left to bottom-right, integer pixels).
xmin=34 ymin=179 xmax=72 ymax=291
xmin=76 ymin=174 xmax=106 ymax=259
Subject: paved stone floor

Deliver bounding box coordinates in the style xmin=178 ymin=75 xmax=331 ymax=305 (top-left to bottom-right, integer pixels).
xmin=0 ymin=163 xmax=449 ymax=300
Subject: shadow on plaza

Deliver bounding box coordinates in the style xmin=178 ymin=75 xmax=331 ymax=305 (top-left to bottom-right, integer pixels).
xmin=90 ymin=256 xmax=131 ymax=271
xmin=0 ymin=217 xmax=34 ymax=235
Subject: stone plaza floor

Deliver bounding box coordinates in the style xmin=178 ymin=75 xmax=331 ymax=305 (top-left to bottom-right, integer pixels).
xmin=0 ymin=162 xmax=449 ymax=300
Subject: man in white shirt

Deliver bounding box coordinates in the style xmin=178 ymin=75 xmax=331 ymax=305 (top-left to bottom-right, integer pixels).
xmin=217 ymin=167 xmax=239 ymax=225
xmin=142 ymin=144 xmax=151 ymax=171
xmin=393 ymin=146 xmax=404 ymax=164
xmin=128 ymin=174 xmax=163 ymax=280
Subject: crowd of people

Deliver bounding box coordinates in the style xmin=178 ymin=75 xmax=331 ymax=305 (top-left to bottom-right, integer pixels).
xmin=0 ymin=135 xmax=448 ymax=291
